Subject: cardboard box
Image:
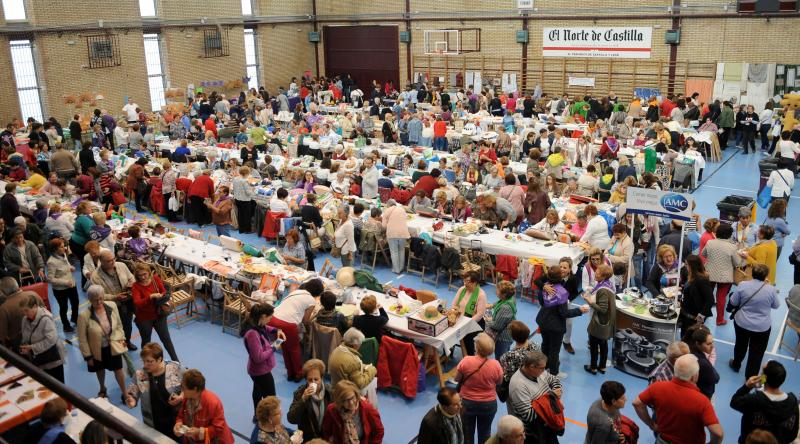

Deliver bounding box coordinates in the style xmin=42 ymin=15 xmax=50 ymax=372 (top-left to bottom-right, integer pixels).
xmin=407 ymin=313 xmax=449 ymax=337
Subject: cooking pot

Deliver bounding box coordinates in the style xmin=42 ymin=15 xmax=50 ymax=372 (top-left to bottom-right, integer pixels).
xmin=651 ymin=299 xmax=672 ymax=315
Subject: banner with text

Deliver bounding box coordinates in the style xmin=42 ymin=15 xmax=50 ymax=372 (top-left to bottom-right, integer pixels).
xmin=625 ymin=187 xmax=693 ymax=221
xmin=543 ymin=27 xmax=652 ymax=59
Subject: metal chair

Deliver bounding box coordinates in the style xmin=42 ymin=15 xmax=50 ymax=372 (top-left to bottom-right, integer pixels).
xmin=360 ymin=231 xmax=391 ymax=272
xmin=779 ymin=300 xmax=800 ymax=361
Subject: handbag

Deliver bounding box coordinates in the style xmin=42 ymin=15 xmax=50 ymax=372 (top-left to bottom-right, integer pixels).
xmin=757 ymin=184 xmax=773 ymax=208
xmin=496 ymin=378 xmax=510 ymax=402
xmin=726 ymin=281 xmax=766 ymax=319
xmin=733 ymin=265 xmax=752 ymax=285
xmin=456 ymin=358 xmax=487 ymax=392
xmin=331 ymin=238 xmax=348 ymax=259
xmin=25 ymin=316 xmax=61 ymax=366
xmin=112 ymin=191 xmax=127 ymax=206
xmin=150 ymin=278 xmax=173 ymax=316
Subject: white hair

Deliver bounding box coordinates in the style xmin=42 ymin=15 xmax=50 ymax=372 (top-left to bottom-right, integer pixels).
xmin=496 ymin=415 xmax=524 ymax=439
xmin=342 ymin=327 xmax=365 ymax=348
xmin=86 ymin=285 xmax=106 ymax=302
xmin=674 ymin=354 xmax=699 ymax=381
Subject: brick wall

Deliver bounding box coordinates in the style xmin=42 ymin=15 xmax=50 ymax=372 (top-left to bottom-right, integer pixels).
xmin=0 ymin=0 xmax=798 ymax=123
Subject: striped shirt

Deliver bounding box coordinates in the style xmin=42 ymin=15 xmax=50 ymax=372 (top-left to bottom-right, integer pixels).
xmin=508 ymin=368 xmax=562 ymax=430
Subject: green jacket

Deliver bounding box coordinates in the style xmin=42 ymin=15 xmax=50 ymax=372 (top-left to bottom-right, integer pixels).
xmin=717 ymin=106 xmax=735 ymax=128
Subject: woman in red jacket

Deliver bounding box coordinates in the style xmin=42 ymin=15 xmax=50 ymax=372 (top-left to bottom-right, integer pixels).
xmin=187 ymin=170 xmax=214 ymax=226
xmin=322 ymin=381 xmax=384 ymax=444
xmin=175 ymin=369 xmax=235 ymax=444
xmin=131 ymin=263 xmax=178 ymax=361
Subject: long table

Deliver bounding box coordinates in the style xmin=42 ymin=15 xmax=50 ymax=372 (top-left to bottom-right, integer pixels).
xmin=65 ymin=397 xmax=176 ymax=443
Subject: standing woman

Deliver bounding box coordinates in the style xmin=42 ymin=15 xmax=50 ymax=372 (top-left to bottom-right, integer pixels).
xmin=130 ymin=264 xmax=179 ymax=361
xmin=685 ymin=325 xmax=720 ymax=399
xmin=287 ymin=359 xmax=333 ymax=442
xmin=70 ymin=201 xmax=96 ymax=281
xmin=322 ymin=380 xmax=384 ymax=444
xmin=741 ymin=225 xmax=778 ymax=285
xmin=728 ymin=263 xmax=780 ymax=378
xmin=381 ymin=199 xmax=410 ymax=274
xmin=233 ymin=166 xmax=256 ymax=234
xmin=126 ymin=157 xmax=148 ymax=212
xmin=125 ymin=343 xmax=184 ymax=441
xmin=333 ymin=205 xmax=356 ymax=267
xmin=764 ymin=199 xmax=790 ymax=259
xmin=19 ymin=294 xmax=65 ymax=382
xmin=678 ymin=255 xmax=715 ymax=338
xmin=698 ymin=218 xmax=719 ymax=263
xmin=242 ymin=303 xmax=286 ymax=415
xmin=77 ymin=285 xmax=128 ymax=399
xmin=206 ymin=185 xmax=234 ymax=237
xmin=45 ymin=238 xmax=79 ymax=333
xmin=486 ymin=280 xmax=517 ymax=359
xmin=583 ymin=264 xmax=616 ymax=375
xmin=451 ymin=271 xmax=488 ymax=356
xmin=702 ymin=223 xmax=744 ymax=325
xmin=605 ymin=223 xmax=634 ymax=284
xmin=454 ymin=333 xmax=504 ymax=444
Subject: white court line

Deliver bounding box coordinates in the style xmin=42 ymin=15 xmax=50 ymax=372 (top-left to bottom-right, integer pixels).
xmin=714 ymin=337 xmax=796 ymax=361
xmin=772 ymin=311 xmax=789 ymax=354
xmin=702 ymin=184 xmax=800 ymax=199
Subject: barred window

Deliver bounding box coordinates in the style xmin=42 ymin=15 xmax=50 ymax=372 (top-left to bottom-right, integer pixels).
xmin=86 ymin=35 xmax=121 ymax=69
xmin=203 ymin=28 xmax=229 ymax=58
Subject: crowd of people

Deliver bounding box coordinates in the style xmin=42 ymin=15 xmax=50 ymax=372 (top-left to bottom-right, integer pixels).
xmin=1 ymin=74 xmax=799 ymax=444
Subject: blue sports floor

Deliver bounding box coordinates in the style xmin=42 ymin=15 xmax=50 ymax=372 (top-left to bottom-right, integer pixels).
xmin=51 ymin=146 xmax=800 ymax=444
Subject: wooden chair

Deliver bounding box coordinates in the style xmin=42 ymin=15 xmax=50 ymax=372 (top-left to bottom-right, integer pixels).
xmin=153 ymin=262 xmax=197 ymax=328
xmin=406 ymin=240 xmax=425 ymax=277
xmin=221 ymin=285 xmax=247 ymax=336
xmin=319 ymin=258 xmax=336 ymax=279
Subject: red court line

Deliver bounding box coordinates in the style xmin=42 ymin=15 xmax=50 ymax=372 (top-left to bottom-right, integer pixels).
xmin=542 ymin=47 xmax=651 ymax=52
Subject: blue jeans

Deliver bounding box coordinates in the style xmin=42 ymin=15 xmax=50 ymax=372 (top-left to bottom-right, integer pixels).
xmin=387 ymin=238 xmax=406 ymax=273
xmin=216 ymin=224 xmax=232 ymax=237
xmin=461 ymin=399 xmax=497 ymax=444
xmin=433 ymin=136 xmax=448 ymax=152
xmin=495 ymin=340 xmax=512 ymax=360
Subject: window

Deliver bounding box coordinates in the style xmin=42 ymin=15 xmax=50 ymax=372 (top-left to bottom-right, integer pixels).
xmin=2 ymin=0 xmax=26 ymax=21
xmin=203 ymin=28 xmax=229 ymax=58
xmin=244 ymin=29 xmax=259 ymax=89
xmin=241 ymin=0 xmax=252 ymax=15
xmin=737 ymin=0 xmax=798 ymax=12
xmin=86 ymin=35 xmax=121 ymax=69
xmin=9 ymin=40 xmax=43 ymax=123
xmin=139 ymin=0 xmax=156 ymax=17
xmin=143 ymin=33 xmax=166 ymax=111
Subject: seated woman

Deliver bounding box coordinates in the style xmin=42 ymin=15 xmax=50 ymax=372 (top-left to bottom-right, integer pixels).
xmin=20 ymin=167 xmax=47 ymax=190
xmin=296 ymin=171 xmax=317 ymax=194
xmin=352 ymin=295 xmax=389 ymax=344
xmin=40 ymin=172 xmax=64 ymax=196
xmin=329 ymin=171 xmax=350 ymax=197
xmin=450 ymin=195 xmax=472 ymax=222
xmin=608 ymin=182 xmax=628 ymax=205
xmin=89 ymin=212 xmax=116 ymax=251
xmin=407 ymin=190 xmax=432 ymax=213
xmin=526 ymin=209 xmax=566 ymax=240
xmin=361 ymin=207 xmax=386 ymax=247
xmin=314 ymin=291 xmax=350 ymax=336
xmin=121 ymin=225 xmax=154 ymax=262
xmin=281 ymin=228 xmax=307 ymax=269
xmin=44 ymin=203 xmax=74 ymax=240
xmin=433 ymin=192 xmax=452 ymax=218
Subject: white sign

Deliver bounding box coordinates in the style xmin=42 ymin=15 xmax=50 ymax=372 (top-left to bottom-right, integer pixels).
xmin=543 ymin=27 xmax=652 ymax=59
xmin=625 ymin=187 xmax=694 ymax=221
xmin=568 ymin=76 xmax=595 ymax=87
xmin=517 ymin=0 xmax=534 ymax=9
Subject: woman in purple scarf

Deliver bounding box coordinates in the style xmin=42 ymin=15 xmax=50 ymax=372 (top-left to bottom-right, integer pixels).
xmin=121 ymin=225 xmax=154 ymax=261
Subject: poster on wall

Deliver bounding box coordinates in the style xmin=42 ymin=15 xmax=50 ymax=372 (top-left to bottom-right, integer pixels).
xmin=568 ymin=76 xmax=595 ymax=87
xmin=543 ymin=27 xmax=652 ymax=59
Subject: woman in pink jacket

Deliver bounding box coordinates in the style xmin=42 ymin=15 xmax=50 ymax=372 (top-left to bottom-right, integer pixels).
xmin=382 ymin=199 xmax=410 ymax=274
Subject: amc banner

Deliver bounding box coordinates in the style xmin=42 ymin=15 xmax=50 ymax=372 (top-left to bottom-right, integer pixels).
xmin=542 ymin=27 xmax=652 ymax=59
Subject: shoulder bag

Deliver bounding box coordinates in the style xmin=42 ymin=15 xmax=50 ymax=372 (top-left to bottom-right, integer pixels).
xmin=456 ymin=358 xmax=487 ymax=393
xmin=726 ymin=282 xmax=767 ymax=319
xmin=25 ymin=316 xmax=61 ymax=366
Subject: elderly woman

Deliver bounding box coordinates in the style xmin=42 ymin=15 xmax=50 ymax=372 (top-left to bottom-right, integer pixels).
xmin=382 ymin=200 xmax=410 ymax=274
xmin=44 ymin=203 xmax=73 ymax=240
xmin=741 ymin=225 xmax=778 ymax=285
xmin=729 ymin=263 xmax=781 ymax=378
xmin=281 ymin=228 xmax=307 ymax=268
xmin=40 ymin=172 xmax=64 ymax=196
xmin=645 ymin=244 xmax=683 ymax=297
xmin=450 ymin=195 xmax=472 ymax=222
xmin=472 ymin=194 xmax=501 ymax=228
xmin=452 ymin=271 xmax=488 ymax=356
xmin=581 ymin=247 xmax=613 ymax=292
xmin=19 ymin=294 xmax=66 ymax=382
xmin=352 ymin=294 xmax=389 ymax=344
xmin=455 ymin=333 xmax=503 ymax=444
xmin=526 ymin=208 xmax=565 ymax=241
xmin=205 ymin=185 xmax=234 ymax=237
xmin=77 ymin=285 xmax=127 ymax=399
xmin=583 ymin=264 xmax=616 ymax=375
xmin=679 ymin=255 xmax=715 ymax=338
xmin=89 ymin=212 xmax=116 ymax=251
xmin=482 ymin=166 xmax=504 ymax=190
xmin=121 ymin=225 xmax=154 ymax=262
xmin=333 ymin=205 xmax=357 ymax=267
xmin=328 ymin=328 xmax=377 ymax=393
xmin=606 ymin=223 xmax=634 ymax=281
xmin=288 ymin=359 xmax=333 ymax=441
xmin=486 ymin=415 xmax=526 ymax=444
xmin=329 ymin=170 xmax=350 ymax=197
xmin=251 ymin=396 xmax=296 ymax=444
xmin=46 ymin=238 xmax=79 ymax=333
xmin=487 ymin=280 xmax=517 ymax=359
xmin=4 ymin=228 xmax=45 ymax=282
xmin=69 ymin=200 xmax=96 ymax=271
xmin=433 ymin=191 xmax=452 ymax=218
xmin=703 ymin=222 xmax=745 ymax=325
xmin=125 ymin=343 xmax=183 ymax=441
xmin=698 ymin=218 xmax=720 ymax=262
xmin=408 ymin=190 xmax=432 ymax=213
xmin=608 ymin=182 xmax=628 ymax=205
xmin=131 ymin=263 xmax=178 ymax=360
xmin=523 ymin=179 xmax=551 ymax=226
xmin=322 ymin=380 xmax=384 ymax=444
xmin=174 ymin=369 xmax=235 ymax=444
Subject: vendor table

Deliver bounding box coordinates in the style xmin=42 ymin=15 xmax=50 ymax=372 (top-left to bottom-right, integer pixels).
xmin=65 ymin=397 xmax=176 ymax=443
xmin=612 ymin=294 xmax=678 ymax=379
xmin=0 ymin=374 xmax=61 ymax=434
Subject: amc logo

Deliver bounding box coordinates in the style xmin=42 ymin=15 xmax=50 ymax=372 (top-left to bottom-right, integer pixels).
xmin=660 ymin=193 xmax=689 ymax=213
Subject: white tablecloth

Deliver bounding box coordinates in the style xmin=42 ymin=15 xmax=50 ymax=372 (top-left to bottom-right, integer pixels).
xmin=65 ymin=397 xmax=176 ymax=444
xmin=405 ymin=214 xmax=584 ymax=266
